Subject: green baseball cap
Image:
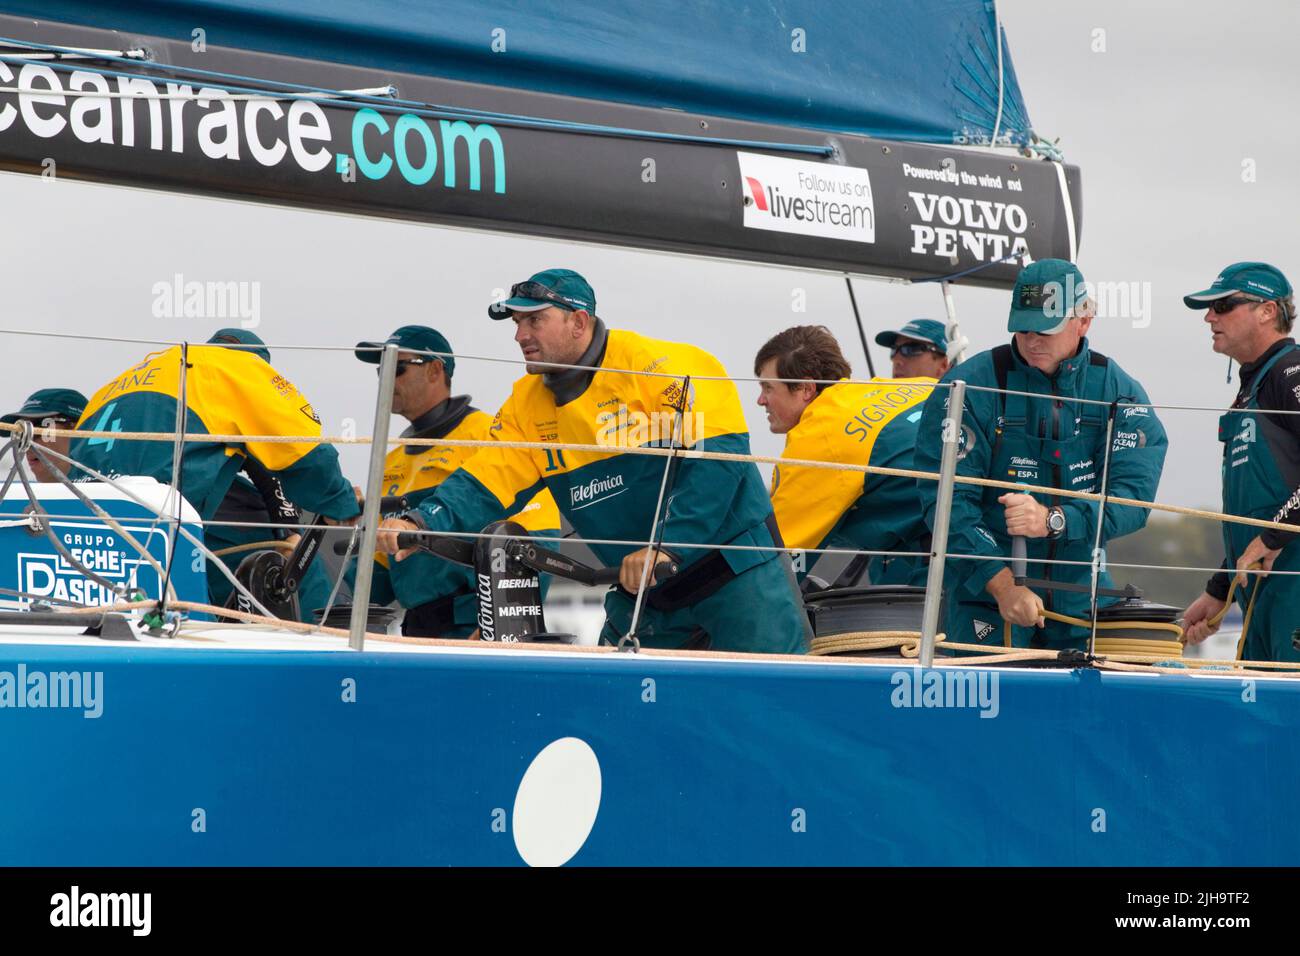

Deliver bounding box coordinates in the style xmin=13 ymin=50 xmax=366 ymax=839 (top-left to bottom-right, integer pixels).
xmin=1008 ymin=259 xmax=1089 ymax=334
xmin=2 ymin=387 xmax=88 ymax=425
xmin=488 ymin=268 xmax=597 ymax=320
xmin=875 ymin=318 xmax=949 ymax=352
xmin=208 ymin=328 xmax=270 ymax=364
xmin=355 ymin=325 xmax=455 ymax=377
xmin=1183 ymin=262 xmax=1293 ymax=309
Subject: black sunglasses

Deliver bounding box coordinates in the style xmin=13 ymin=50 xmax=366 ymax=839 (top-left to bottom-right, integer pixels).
xmin=378 ymin=358 xmax=428 ymax=376
xmin=1210 ymin=296 xmax=1263 ymax=315
xmin=891 ymin=342 xmax=942 ymax=358
xmin=510 ymin=281 xmax=589 ymax=311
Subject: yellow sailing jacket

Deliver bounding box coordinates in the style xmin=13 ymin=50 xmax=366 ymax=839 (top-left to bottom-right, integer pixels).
xmin=410 ymin=328 xmax=778 ymax=575
xmin=771 ymin=377 xmax=935 ymax=581
xmin=72 ymin=344 xmax=357 ymax=520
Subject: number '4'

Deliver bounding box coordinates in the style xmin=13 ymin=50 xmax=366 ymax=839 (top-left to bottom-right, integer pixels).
xmin=85 ymin=402 xmax=123 ymax=451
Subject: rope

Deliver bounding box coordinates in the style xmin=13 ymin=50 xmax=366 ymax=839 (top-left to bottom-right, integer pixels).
xmin=990 ymin=0 xmax=1005 ymax=147
xmin=15 ymin=595 xmax=1300 ymax=673
xmin=1092 ymin=638 xmax=1184 ymax=659
xmin=994 ymin=565 xmax=1266 ymax=659
xmin=1002 ymin=607 xmax=1183 ymax=651
xmin=807 ymin=625 xmax=1300 ymax=672
xmin=1022 ymin=135 xmax=1065 ymax=163
xmin=1183 ymin=562 xmax=1266 ymax=661
xmin=210 ymin=539 xmax=296 ymax=558
xmin=810 ymin=630 xmax=940 ymax=656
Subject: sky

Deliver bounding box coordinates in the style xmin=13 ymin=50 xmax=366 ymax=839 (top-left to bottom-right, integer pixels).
xmin=0 ymin=0 xmax=1296 ymax=513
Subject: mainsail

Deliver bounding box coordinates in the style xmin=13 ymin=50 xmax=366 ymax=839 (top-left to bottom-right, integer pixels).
xmin=0 ymin=1 xmax=1077 ymax=287
xmin=0 ymin=0 xmax=1034 ymax=145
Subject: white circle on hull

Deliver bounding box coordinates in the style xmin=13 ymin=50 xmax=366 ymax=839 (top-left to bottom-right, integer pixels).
xmin=512 ymin=737 xmax=602 ymax=867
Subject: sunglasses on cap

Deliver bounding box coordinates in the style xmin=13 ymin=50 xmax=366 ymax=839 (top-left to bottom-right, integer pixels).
xmin=1016 ymin=283 xmax=1085 ymax=312
xmin=1209 ymin=296 xmax=1264 ymax=315
xmin=377 ymin=358 xmax=428 ymax=376
xmin=510 ymin=281 xmax=589 ymax=311
xmin=891 ymin=343 xmax=943 ymax=359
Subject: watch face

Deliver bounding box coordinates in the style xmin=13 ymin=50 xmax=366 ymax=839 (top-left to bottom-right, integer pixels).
xmin=1049 ymin=510 xmax=1066 ymax=532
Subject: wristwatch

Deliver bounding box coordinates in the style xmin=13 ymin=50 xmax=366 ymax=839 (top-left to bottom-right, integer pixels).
xmin=1046 ymin=506 xmax=1066 ymax=539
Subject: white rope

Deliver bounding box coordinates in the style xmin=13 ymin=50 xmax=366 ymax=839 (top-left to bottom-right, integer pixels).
xmin=940 ymin=280 xmax=970 ymax=366
xmin=990 ymin=0 xmax=1005 ymax=147
xmin=0 ymin=86 xmax=356 ymax=102
xmin=0 ymin=48 xmax=146 ymax=61
xmin=1053 ymin=160 xmax=1079 ymax=262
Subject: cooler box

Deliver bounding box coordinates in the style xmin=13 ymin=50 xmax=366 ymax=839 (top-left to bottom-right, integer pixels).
xmin=0 ymin=477 xmax=207 ymax=612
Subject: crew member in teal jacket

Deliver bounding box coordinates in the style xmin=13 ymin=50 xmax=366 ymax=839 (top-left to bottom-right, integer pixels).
xmin=1180 ymin=262 xmax=1300 ymax=661
xmin=377 ymin=269 xmax=809 ymax=654
xmin=915 ymin=259 xmax=1168 ymax=650
xmin=71 ymin=335 xmax=360 ymax=610
xmin=351 ymin=324 xmax=562 ymax=638
xmin=754 ymin=325 xmax=934 ymax=587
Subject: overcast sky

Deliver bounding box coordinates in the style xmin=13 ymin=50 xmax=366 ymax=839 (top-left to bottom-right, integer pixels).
xmin=0 ymin=0 xmax=1296 ymax=512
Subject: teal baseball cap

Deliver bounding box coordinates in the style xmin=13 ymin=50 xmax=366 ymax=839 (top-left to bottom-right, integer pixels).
xmin=488 ymin=268 xmax=597 ymax=320
xmin=1183 ymin=262 xmax=1293 ymax=309
xmin=355 ymin=325 xmax=455 ymax=377
xmin=208 ymin=328 xmax=270 ymax=364
xmin=2 ymin=387 xmax=88 ymax=425
xmin=875 ymin=318 xmax=949 ymax=352
xmin=1008 ymin=259 xmax=1089 ymax=334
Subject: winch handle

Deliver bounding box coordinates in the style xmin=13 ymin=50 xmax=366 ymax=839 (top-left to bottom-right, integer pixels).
xmin=590 ymin=560 xmax=681 ymax=587
xmin=331 ymin=530 xmax=475 ymax=567
xmin=510 ymin=540 xmax=678 ymax=588
xmin=1011 ymin=535 xmax=1028 ymax=584
xmin=278 ymin=514 xmax=330 ymax=596
xmin=395 ymin=531 xmax=425 ymax=551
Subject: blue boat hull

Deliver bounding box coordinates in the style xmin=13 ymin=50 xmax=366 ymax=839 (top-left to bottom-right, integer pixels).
xmin=0 ymin=644 xmax=1290 ymax=866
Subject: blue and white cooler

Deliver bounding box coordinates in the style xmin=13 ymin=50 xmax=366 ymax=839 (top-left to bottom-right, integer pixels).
xmin=0 ymin=478 xmax=207 ymax=612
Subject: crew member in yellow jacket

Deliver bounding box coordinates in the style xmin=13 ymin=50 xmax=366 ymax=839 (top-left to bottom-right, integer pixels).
xmin=353 ymin=325 xmax=561 ymax=637
xmin=377 ymin=269 xmax=809 ymax=654
xmin=756 ymin=326 xmax=936 ymax=586
xmin=71 ymin=340 xmax=361 ymax=606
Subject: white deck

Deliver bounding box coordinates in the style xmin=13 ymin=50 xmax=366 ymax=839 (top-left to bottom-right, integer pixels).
xmin=0 ymin=617 xmax=1286 ymax=685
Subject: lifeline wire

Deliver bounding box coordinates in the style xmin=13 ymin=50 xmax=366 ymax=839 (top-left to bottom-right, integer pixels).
xmin=11 ymin=508 xmax=1299 ymax=577
xmin=7 ymin=328 xmax=1300 ymax=419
